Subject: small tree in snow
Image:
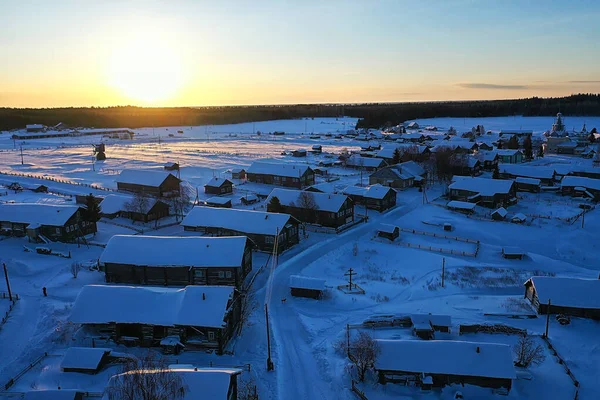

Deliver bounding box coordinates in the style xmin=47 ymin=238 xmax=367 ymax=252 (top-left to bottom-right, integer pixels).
xmin=493 ymin=164 xmax=500 ymax=179
xmin=125 ymin=191 xmax=150 ymax=222
xmin=84 ymin=194 xmax=102 ymax=222
xmin=392 ymin=148 xmax=402 ymax=164
xmin=349 ymin=332 xmax=380 ymax=382
xmin=237 ymin=376 xmax=259 ymax=400
xmin=507 ymin=135 xmax=519 ymax=150
xmin=267 ymin=196 xmax=282 ymax=213
xmin=168 ymin=184 xmax=193 ymax=222
xmin=514 ymin=333 xmax=545 ymax=368
xmin=523 ymin=135 xmax=533 ymax=160
xmin=70 ymin=262 xmax=82 ymax=278
xmin=296 ymin=191 xmax=319 ymax=224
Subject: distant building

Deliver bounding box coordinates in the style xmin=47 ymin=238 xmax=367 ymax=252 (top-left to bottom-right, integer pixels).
xmin=524 ymin=276 xmax=600 ymax=319
xmin=231 ymin=168 xmax=246 ymax=180
xmin=345 ymin=155 xmax=387 ymax=171
xmin=247 ymin=161 xmax=315 ymax=189
xmin=289 ymin=275 xmax=326 ymax=299
xmin=515 ymin=177 xmax=541 ymax=193
xmin=204 ymin=177 xmax=233 ymax=195
xmin=342 ymin=184 xmax=397 ymax=212
xmin=116 ymin=169 xmax=181 ymax=198
xmin=496 ymin=149 xmax=523 ymax=164
xmin=204 ymin=197 xmax=232 ymax=208
xmin=498 ymin=165 xmax=556 ymax=186
xmin=99 ymin=194 xmax=170 ymax=222
xmin=560 ymin=176 xmax=600 ymax=200
xmin=369 ymin=161 xmax=427 ymax=189
xmin=26 ymin=124 xmax=45 ymax=132
xmin=480 ymin=151 xmax=500 ymax=171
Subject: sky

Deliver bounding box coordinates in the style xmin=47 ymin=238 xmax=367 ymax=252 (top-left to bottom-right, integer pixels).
xmin=1 ymin=0 xmax=600 ymax=108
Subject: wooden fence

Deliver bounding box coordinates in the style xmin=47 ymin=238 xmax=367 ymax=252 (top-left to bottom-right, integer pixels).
xmin=0 ymin=294 xmax=20 ymax=328
xmin=3 ymin=352 xmax=49 ymax=390
xmin=374 ymin=238 xmax=478 ymax=258
xmin=398 ymin=227 xmax=479 ymax=244
xmin=0 ymin=171 xmax=114 ymax=192
xmin=351 ymin=380 xmax=369 ymax=400
xmin=459 ymin=324 xmax=527 ymax=335
xmin=542 ymin=336 xmax=580 ymax=400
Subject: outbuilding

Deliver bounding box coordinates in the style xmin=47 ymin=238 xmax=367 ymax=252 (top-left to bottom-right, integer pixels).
xmin=377 ymin=224 xmax=399 ymax=241
xmin=515 ymin=177 xmax=541 ymax=193
xmin=61 ymin=347 xmax=113 ymax=373
xmin=524 ymin=276 xmax=600 ymax=319
xmin=204 ymin=177 xmax=233 ymax=195
xmin=289 ymin=275 xmax=326 ymax=299
xmin=502 ymin=246 xmax=526 ymax=260
xmin=205 ymin=197 xmax=233 ymax=208
xmin=247 ymin=161 xmax=315 ymax=189
xmin=231 ymin=168 xmax=246 ymax=180
xmin=491 ymin=207 xmax=507 ymax=221
xmin=116 ymin=169 xmax=181 ymax=198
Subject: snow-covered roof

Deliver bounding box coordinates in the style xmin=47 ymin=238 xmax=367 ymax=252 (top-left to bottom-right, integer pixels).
xmin=205 ymin=177 xmax=232 ymax=188
xmin=399 ymin=161 xmax=425 ymax=177
xmin=499 ymin=165 xmax=555 ymax=180
xmin=342 ymin=184 xmax=393 ymax=200
xmin=449 ymin=177 xmax=514 ymax=196
xmin=512 ymin=213 xmax=527 ymax=221
xmin=493 ymin=207 xmax=508 ymax=217
xmin=26 ymin=124 xmax=44 ymax=129
xmin=374 ymin=340 xmax=516 ymax=379
xmin=503 ymin=246 xmax=525 ymax=256
xmin=117 ymin=169 xmax=179 ymax=187
xmin=289 ymin=275 xmax=326 ymax=291
xmin=561 ymin=176 xmax=600 ymax=191
xmin=61 ymin=347 xmax=111 ymax=371
xmin=447 ymin=200 xmax=476 ymax=210
xmin=247 ymin=161 xmax=311 ymax=178
xmin=346 ymin=155 xmax=386 ymax=168
xmin=25 ymin=390 xmax=81 ymax=400
xmin=306 ymin=182 xmax=337 ymax=193
xmin=377 ymin=224 xmax=398 ymax=234
xmin=105 ymin=368 xmax=240 ymax=400
xmin=267 ymin=188 xmax=349 ymax=212
xmin=515 ymin=177 xmax=541 ymax=185
xmin=410 ymin=314 xmax=451 ymax=327
xmin=499 ymin=129 xmax=533 ymax=135
xmin=0 ymin=203 xmax=80 ymax=226
xmin=100 ymin=235 xmax=247 ymax=268
xmin=526 ymin=276 xmax=600 ymax=309
xmin=99 ymin=194 xmax=163 ymax=214
xmin=231 ymin=168 xmax=245 ymax=173
xmin=181 ymin=206 xmax=293 ymax=235
xmin=70 ymin=285 xmax=235 ymax=328
xmin=205 ymin=197 xmax=232 ymax=205
xmin=496 ymin=149 xmax=522 ymax=157
xmin=376 ymin=145 xmax=427 ymax=159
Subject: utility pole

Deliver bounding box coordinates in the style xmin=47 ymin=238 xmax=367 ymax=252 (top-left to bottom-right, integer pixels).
xmin=544 ymin=299 xmax=551 ymax=338
xmin=20 ymin=145 xmax=24 ymax=165
xmin=265 ymin=304 xmax=274 ymax=371
xmin=3 ymin=263 xmax=12 ymax=301
xmin=582 ymin=210 xmax=585 ymax=229
xmin=346 ymin=323 xmax=350 ymax=358
xmin=441 ymin=258 xmax=445 ymax=288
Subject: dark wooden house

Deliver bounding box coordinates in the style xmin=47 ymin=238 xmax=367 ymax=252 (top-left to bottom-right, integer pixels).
xmin=116 ymin=169 xmax=181 ymax=198
xmin=204 ymin=177 xmax=233 ymax=195
xmin=204 ymin=197 xmax=233 ymax=208
xmin=101 ymin=235 xmax=252 ymax=289
xmin=267 ymin=188 xmax=354 ymax=228
xmin=61 ymin=347 xmax=112 ymax=373
xmin=231 ymin=168 xmax=246 ymax=180
xmin=0 ymin=203 xmax=97 ymax=242
xmin=374 ymin=340 xmax=515 ymax=391
xmin=377 ymin=224 xmax=399 ymax=241
xmin=448 ymin=177 xmax=517 ymax=208
xmin=346 ymin=155 xmax=387 ymax=171
xmin=70 ymin=284 xmax=241 ymax=355
xmin=247 ymin=161 xmax=315 ymax=189
xmin=289 ymin=275 xmax=326 ymax=299
xmin=99 ymin=194 xmax=170 ymax=222
xmin=524 ymin=276 xmax=600 ymax=319
xmin=498 ymin=165 xmax=556 ymax=186
xmin=481 ymin=151 xmax=500 ymax=171
xmin=164 ymin=162 xmax=180 ymax=171
xmin=515 ymin=177 xmax=541 ymax=193
xmin=342 ymin=184 xmax=397 ymax=212
xmin=561 ymin=176 xmax=600 ymax=200
xmin=369 ymin=161 xmax=427 ymax=189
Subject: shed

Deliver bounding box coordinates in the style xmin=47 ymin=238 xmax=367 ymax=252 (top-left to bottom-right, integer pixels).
xmin=231 ymin=168 xmax=246 ymax=180
xmin=502 ymin=247 xmax=526 ymax=260
xmin=491 ymin=207 xmax=507 ymax=221
xmin=205 ymin=197 xmax=233 ymax=208
xmin=240 ymin=194 xmax=258 ymax=205
xmin=311 ymin=145 xmax=322 ymax=153
xmin=292 ymin=149 xmax=307 ymax=157
xmin=524 ymin=276 xmax=600 ymax=319
xmin=377 ymin=224 xmax=399 ymax=241
xmin=61 ymin=347 xmax=112 ymax=373
xmin=204 ymin=177 xmax=233 ymax=195
xmin=511 ymin=213 xmax=527 ymax=223
xmin=446 ymin=200 xmax=476 ymax=214
xmin=289 ymin=275 xmax=326 ymax=299
xmin=164 ymin=162 xmax=180 ymax=171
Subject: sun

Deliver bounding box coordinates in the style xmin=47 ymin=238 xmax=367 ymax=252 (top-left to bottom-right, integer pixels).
xmin=107 ymin=32 xmax=183 ymax=104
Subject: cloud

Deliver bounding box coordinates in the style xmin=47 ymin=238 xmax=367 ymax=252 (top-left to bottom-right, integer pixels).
xmin=568 ymin=80 xmax=600 ymax=83
xmin=457 ymin=83 xmax=529 ymax=90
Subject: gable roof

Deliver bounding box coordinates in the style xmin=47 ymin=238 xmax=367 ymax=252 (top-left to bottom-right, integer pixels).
xmin=117 ymin=169 xmax=179 ymax=187
xmin=496 ymin=149 xmax=523 ymax=157
xmin=205 ymin=177 xmax=233 ymax=188
xmin=374 ymin=340 xmax=516 ymax=380
xmin=267 ymin=188 xmax=349 ymax=213
xmin=289 ymin=275 xmax=326 ymax=291
xmin=0 ymin=203 xmax=80 ymax=226
xmin=499 ymin=165 xmax=555 ymax=180
xmin=61 ymin=347 xmax=111 ymax=371
xmin=561 ymin=176 xmax=600 ymax=191
xmin=99 ymin=194 xmax=165 ymax=214
xmin=526 ymin=276 xmax=600 ymax=309
xmin=100 ymin=235 xmax=247 ymax=267
xmin=70 ymin=285 xmax=235 ymax=328
xmin=342 ymin=184 xmax=393 ymax=200
xmin=449 ymin=177 xmax=515 ymax=196
xmin=376 ymin=145 xmax=428 ymax=159
xmin=247 ymin=161 xmax=311 ymax=178
xmin=181 ymin=206 xmax=294 ymax=235
xmin=346 ymin=155 xmax=386 ymax=168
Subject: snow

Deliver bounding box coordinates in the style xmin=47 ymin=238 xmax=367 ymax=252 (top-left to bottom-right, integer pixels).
xmin=24 ymin=390 xmax=81 ymax=400
xmin=247 ymin=161 xmax=311 ymax=178
xmin=289 ymin=275 xmax=326 ymax=291
xmin=374 ymin=340 xmax=516 ymax=380
xmin=306 ymin=182 xmax=337 ymax=193
xmin=181 ymin=206 xmax=293 ymax=235
xmin=516 ymin=177 xmax=541 ymax=186
xmin=493 ymin=207 xmax=508 ymax=217
xmin=98 ymin=194 xmax=130 ymax=214
xmin=0 ymin=203 xmax=80 ymax=226
xmin=346 ymin=155 xmax=385 ymax=168
xmin=561 ymin=176 xmax=600 ymax=191
xmin=117 ymin=169 xmax=178 ymax=186
xmin=377 ymin=224 xmax=398 ymax=234
xmin=500 ymin=165 xmax=555 ymax=180
xmin=70 ymin=285 xmax=234 ymax=328
xmin=100 ymin=235 xmax=248 ymax=267
xmin=449 ymin=176 xmax=514 ymax=196
xmin=205 ymin=196 xmax=232 ymax=205
xmin=447 ymin=200 xmax=476 ymax=210
xmin=410 ymin=313 xmax=452 ymax=328
xmin=343 ymin=184 xmax=392 ymax=200
xmin=60 ymin=347 xmax=111 ymax=371
xmin=267 ymin=188 xmax=349 ymax=212
xmin=527 ymin=276 xmax=600 ymax=309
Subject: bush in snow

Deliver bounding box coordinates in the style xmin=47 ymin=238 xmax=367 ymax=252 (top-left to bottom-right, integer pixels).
xmin=349 ymin=331 xmax=380 ymax=382
xmin=352 ymin=242 xmax=359 ymax=257
xmin=70 ymin=262 xmax=82 ymax=278
xmin=514 ymin=333 xmax=545 ymax=368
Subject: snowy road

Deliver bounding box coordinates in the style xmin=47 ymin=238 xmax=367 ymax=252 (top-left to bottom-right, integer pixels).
xmin=267 ymin=197 xmax=423 ymax=399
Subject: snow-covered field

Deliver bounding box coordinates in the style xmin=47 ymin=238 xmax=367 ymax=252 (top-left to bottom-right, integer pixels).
xmin=0 ymin=116 xmax=599 ymax=399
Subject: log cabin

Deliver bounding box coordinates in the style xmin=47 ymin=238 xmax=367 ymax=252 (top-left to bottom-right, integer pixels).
xmin=342 ymin=184 xmax=397 ymax=212
xmin=449 ymin=177 xmax=517 ymax=208
xmin=204 ymin=177 xmax=233 ymax=195
xmin=524 ymin=276 xmax=600 ymax=319
xmin=289 ymin=275 xmax=326 ymax=299
xmin=116 ymin=169 xmax=181 ymax=198
xmin=246 ymin=161 xmax=315 ymax=189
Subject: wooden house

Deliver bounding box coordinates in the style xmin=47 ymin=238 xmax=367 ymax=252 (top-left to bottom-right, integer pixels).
xmin=61 ymin=347 xmax=112 ymax=373
xmin=560 ymin=176 xmax=600 ymax=200
xmin=410 ymin=314 xmax=451 ymax=339
xmin=375 ymin=145 xmax=430 ymax=163
xmin=205 ymin=197 xmax=232 ymax=208
xmin=450 ymin=155 xmax=481 ymax=176
xmin=0 ymin=203 xmax=97 ymax=242
xmin=116 ymin=169 xmax=181 ymax=198
xmin=491 ymin=207 xmax=507 ymax=221
xmin=101 ymin=235 xmax=252 ymax=289
xmin=369 ymin=161 xmax=427 ymax=189
xmin=448 ymin=177 xmax=517 ymax=208
xmin=515 ymin=177 xmax=541 ymax=193
xmin=292 ymin=149 xmax=307 ymax=157
xmin=70 ymin=285 xmax=241 ymax=354
xmin=164 ymin=162 xmax=179 ymax=171
xmin=289 ymin=275 xmax=326 ymax=299
xmin=478 ymin=142 xmax=494 ymax=151
xmin=181 ymin=206 xmax=300 ymax=253
xmin=240 ymin=194 xmax=258 ymax=205
xmin=345 ymin=155 xmax=387 ymax=171
xmin=23 ymin=184 xmax=48 ymax=193
xmin=311 ymin=145 xmax=323 ymax=153
xmin=75 ymin=193 xmax=103 ymax=205
xmin=231 ymin=168 xmax=246 ymax=180
xmin=374 ymin=340 xmax=515 ymax=391
xmin=496 ymin=149 xmax=524 ymax=164
xmin=502 ymin=247 xmax=525 ymax=260
xmin=342 ymin=184 xmax=397 ymax=212
xmin=267 ymin=188 xmax=354 ymax=228
xmin=446 ymin=200 xmax=476 ymax=214
xmin=247 ymin=161 xmax=315 ymax=189
xmin=568 ymin=166 xmax=600 ymax=180
xmin=205 ymin=177 xmax=233 ymax=195
xmin=99 ymin=194 xmax=170 ymax=222
xmin=498 ymin=165 xmax=556 ymax=186
xmin=377 ymin=224 xmax=399 ymax=241
xmin=524 ymin=276 xmax=600 ymax=319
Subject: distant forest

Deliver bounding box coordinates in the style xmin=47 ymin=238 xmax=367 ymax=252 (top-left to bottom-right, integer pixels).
xmin=1 ymin=94 xmax=600 ymax=131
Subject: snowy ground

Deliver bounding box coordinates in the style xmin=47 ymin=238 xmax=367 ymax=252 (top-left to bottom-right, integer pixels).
xmin=0 ymin=116 xmax=599 ymax=399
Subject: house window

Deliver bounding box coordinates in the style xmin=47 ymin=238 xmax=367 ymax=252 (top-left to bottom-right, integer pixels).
xmin=193 ymin=269 xmax=205 ymax=279
xmin=218 ymin=271 xmax=225 ymax=279
xmin=66 ymin=226 xmax=70 ymax=233
xmin=265 ymin=236 xmax=274 ymax=244
xmin=208 ymin=332 xmax=215 ymax=341
xmin=225 ymin=271 xmax=232 ymax=279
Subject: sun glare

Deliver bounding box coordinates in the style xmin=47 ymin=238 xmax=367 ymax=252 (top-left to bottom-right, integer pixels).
xmin=107 ymin=31 xmax=183 ymax=104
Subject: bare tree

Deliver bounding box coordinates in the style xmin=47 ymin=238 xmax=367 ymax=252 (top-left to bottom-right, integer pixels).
xmin=349 ymin=332 xmax=380 ymax=382
xmin=125 ymin=191 xmax=151 ymax=221
xmin=105 ymin=352 xmax=186 ymax=400
xmin=237 ymin=281 xmax=258 ymax=335
xmin=237 ymin=376 xmax=259 ymax=400
xmin=168 ymin=184 xmax=193 ymax=222
xmin=296 ymin=191 xmax=320 ymax=224
xmin=70 ymin=261 xmax=81 ymax=278
xmin=433 ymin=147 xmax=455 ymax=183
xmin=514 ymin=333 xmax=545 ymax=368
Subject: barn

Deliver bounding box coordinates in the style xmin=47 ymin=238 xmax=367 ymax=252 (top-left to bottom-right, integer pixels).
xmin=181 ymin=206 xmax=300 ymax=253
xmin=560 ymin=176 xmax=600 ymax=200
xmin=289 ymin=275 xmax=326 ymax=299
xmin=70 ymin=285 xmax=240 ymax=354
xmin=342 ymin=184 xmax=397 ymax=212
xmin=498 ymin=165 xmax=556 ymax=186
xmin=524 ymin=276 xmax=600 ymax=319
xmin=449 ymin=177 xmax=517 ymax=208
xmin=61 ymin=347 xmax=113 ymax=373
xmin=205 ymin=197 xmax=233 ymax=208
xmin=377 ymin=224 xmax=399 ymax=241
xmin=374 ymin=340 xmax=515 ymax=391
xmin=204 ymin=177 xmax=233 ymax=195
xmin=116 ymin=169 xmax=181 ymax=198
xmin=247 ymin=161 xmax=315 ymax=188
xmin=101 ymin=235 xmax=252 ymax=288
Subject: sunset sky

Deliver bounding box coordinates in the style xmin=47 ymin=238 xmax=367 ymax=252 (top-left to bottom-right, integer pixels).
xmin=1 ymin=0 xmax=599 ymax=108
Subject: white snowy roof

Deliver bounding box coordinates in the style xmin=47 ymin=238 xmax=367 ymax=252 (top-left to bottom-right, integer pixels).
xmin=447 ymin=200 xmax=476 ymax=210
xmin=374 ymin=340 xmax=516 ymax=379
xmin=561 ymin=176 xmax=600 ymax=191
xmin=181 ymin=206 xmax=293 ymax=235
xmin=25 ymin=390 xmax=80 ymax=400
xmin=26 ymin=124 xmax=44 ymax=129
xmin=449 ymin=177 xmax=514 ymax=196
xmin=0 ymin=203 xmax=80 ymax=226
xmin=99 ymin=194 xmax=163 ymax=214
xmin=512 ymin=213 xmax=527 ymax=221
xmin=71 ymin=285 xmax=234 ymax=328
xmin=503 ymin=246 xmax=525 ymax=255
xmin=117 ymin=169 xmax=178 ymax=187
xmin=499 ymin=129 xmax=533 ymax=135
xmin=526 ymin=276 xmax=600 ymax=309
xmin=376 ymin=145 xmax=427 ymax=159
xmin=410 ymin=314 xmax=451 ymax=327
xmin=499 ymin=165 xmax=555 ymax=180
xmin=481 ymin=151 xmax=499 ymax=161
xmin=378 ymin=224 xmax=398 ymax=234
xmin=342 ymin=184 xmax=392 ymax=200
xmin=267 ymin=188 xmax=349 ymax=212
xmin=399 ymin=161 xmax=426 ymax=177
xmin=205 ymin=197 xmax=232 ymax=205
xmin=516 ymin=177 xmax=541 ymax=185
xmin=307 ymin=182 xmax=337 ymax=193
xmin=100 ymin=235 xmax=247 ymax=267
xmin=61 ymin=347 xmax=111 ymax=371
xmin=247 ymin=161 xmax=311 ymax=178
xmin=205 ymin=177 xmax=232 ymax=188
xmin=289 ymin=275 xmax=326 ymax=291
xmin=346 ymin=155 xmax=386 ymax=168
xmin=493 ymin=207 xmax=508 ymax=217
xmin=496 ymin=149 xmax=522 ymax=157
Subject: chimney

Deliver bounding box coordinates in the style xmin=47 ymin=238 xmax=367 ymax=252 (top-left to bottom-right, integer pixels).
xmin=202 ymin=293 xmax=206 ymax=300
xmin=265 ymin=215 xmax=268 ymax=219
xmin=476 ymin=346 xmax=480 ymax=353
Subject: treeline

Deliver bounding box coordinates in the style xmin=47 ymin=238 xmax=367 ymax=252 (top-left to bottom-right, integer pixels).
xmin=1 ymin=94 xmax=600 ymax=131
